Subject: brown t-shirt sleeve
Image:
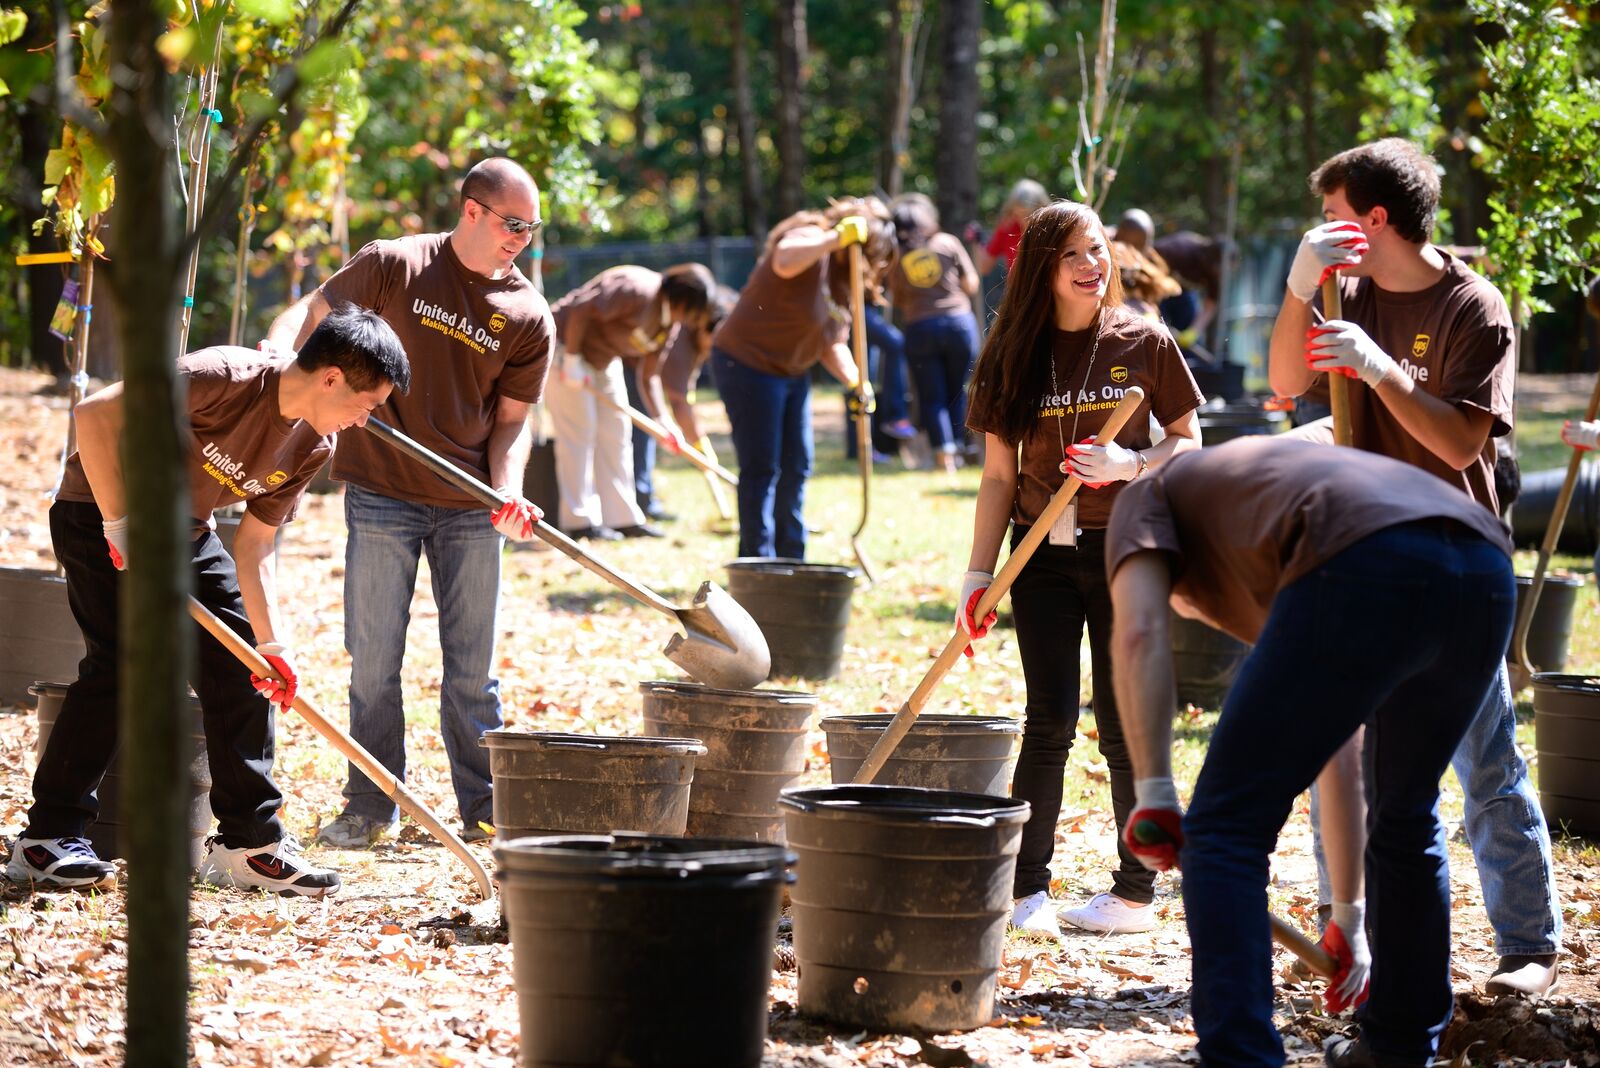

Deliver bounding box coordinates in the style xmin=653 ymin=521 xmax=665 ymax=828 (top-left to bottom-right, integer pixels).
xmin=1105 ymin=474 xmax=1184 ymax=580
xmin=245 ymin=439 xmax=332 ymax=528
xmin=319 ymin=241 xmax=392 ymax=311
xmin=498 ymin=302 xmax=554 ymax=404
xmin=1437 ymin=303 xmax=1515 ymax=437
xmin=1148 ymin=329 xmax=1206 ymax=426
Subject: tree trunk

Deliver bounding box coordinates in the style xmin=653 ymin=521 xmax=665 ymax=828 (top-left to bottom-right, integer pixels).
xmin=103 ymin=2 xmax=192 ymax=1065
xmin=695 ymin=119 xmax=715 ymax=238
xmin=729 ymin=0 xmax=767 ymax=239
xmin=935 ymin=0 xmax=980 ymax=233
xmin=1200 ymin=23 xmax=1226 ymax=234
xmin=774 ymin=0 xmax=808 ymax=217
xmin=879 ymin=0 xmax=922 ymax=199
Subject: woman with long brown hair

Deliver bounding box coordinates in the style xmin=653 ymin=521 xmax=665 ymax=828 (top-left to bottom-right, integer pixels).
xmin=710 ymin=198 xmax=896 ymax=559
xmin=960 ymin=200 xmax=1204 ymax=938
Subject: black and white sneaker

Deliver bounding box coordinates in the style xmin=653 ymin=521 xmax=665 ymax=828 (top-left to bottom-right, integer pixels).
xmin=197 ymin=836 xmax=342 ymax=898
xmin=5 ymin=836 xmax=117 ymax=890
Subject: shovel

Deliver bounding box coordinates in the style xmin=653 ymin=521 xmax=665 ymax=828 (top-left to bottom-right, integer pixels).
xmin=361 ymin=417 xmax=771 ymax=690
xmin=584 ymin=382 xmax=740 ymax=488
xmin=1512 ymin=370 xmax=1600 ymax=678
xmin=187 ymin=597 xmax=494 ymax=902
xmin=848 ymin=243 xmax=878 ymax=585
xmin=1321 ymin=276 xmax=1354 ymax=447
xmin=851 ymin=386 xmax=1147 ymax=785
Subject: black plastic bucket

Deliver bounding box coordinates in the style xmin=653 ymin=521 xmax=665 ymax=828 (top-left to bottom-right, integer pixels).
xmin=1197 ymin=404 xmax=1288 ymax=446
xmin=1515 ymin=575 xmax=1585 ymax=674
xmin=0 ymin=568 xmax=83 ymax=707
xmin=1511 ymin=465 xmax=1600 ymax=555
xmin=495 ymin=834 xmax=791 ymax=1067
xmin=640 ymin=681 xmax=816 ymax=842
xmin=820 ymin=714 xmax=1021 ymax=794
xmin=32 ymin=681 xmax=212 ymax=863
xmin=481 ymin=731 xmax=708 ymax=840
xmin=724 ymin=558 xmax=858 ymax=679
xmin=1170 ymin=611 xmax=1250 ymax=708
xmin=780 ymin=785 xmax=1030 ymax=1032
xmin=1529 ymin=674 xmax=1600 ymax=837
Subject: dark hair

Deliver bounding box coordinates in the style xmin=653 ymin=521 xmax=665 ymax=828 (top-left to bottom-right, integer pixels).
xmin=967 ymin=200 xmax=1123 ymax=446
xmin=298 ymin=305 xmax=411 ymax=394
xmin=460 ymin=157 xmax=535 ymax=211
xmin=1493 ymin=438 xmax=1521 ymax=518
xmin=659 ymin=263 xmax=716 ymax=318
xmin=1309 ymin=139 xmax=1440 ymax=244
xmin=708 ymin=284 xmax=738 ymax=331
xmin=891 ymin=194 xmax=939 ymax=252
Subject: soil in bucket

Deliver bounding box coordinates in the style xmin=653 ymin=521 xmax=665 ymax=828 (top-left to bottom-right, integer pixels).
xmin=1530 ymin=674 xmax=1600 ymax=837
xmin=494 ymin=834 xmax=791 ymax=1068
xmin=724 ymin=558 xmax=858 ymax=680
xmin=780 ymin=784 xmax=1030 ymax=1033
xmin=820 ymin=714 xmax=1021 ymax=794
xmin=32 ymin=681 xmax=213 ymax=864
xmin=481 ymin=731 xmax=706 ymax=839
xmin=1514 ymin=574 xmax=1585 ymax=674
xmin=640 ymin=681 xmax=816 ymax=843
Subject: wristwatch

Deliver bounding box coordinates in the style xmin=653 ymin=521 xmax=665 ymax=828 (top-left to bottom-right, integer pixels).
xmin=1134 ymin=451 xmax=1150 ymax=478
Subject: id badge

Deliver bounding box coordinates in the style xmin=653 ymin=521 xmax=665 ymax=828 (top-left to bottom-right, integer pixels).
xmin=1048 ymin=499 xmax=1078 ymax=546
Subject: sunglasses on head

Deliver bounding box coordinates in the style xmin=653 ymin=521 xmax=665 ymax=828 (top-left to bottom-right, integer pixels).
xmin=468 ymin=196 xmax=542 ymax=236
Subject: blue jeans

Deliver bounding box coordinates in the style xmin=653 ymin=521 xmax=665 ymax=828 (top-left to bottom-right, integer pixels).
xmin=846 ymin=306 xmax=910 ymax=459
xmin=622 ymin=360 xmax=656 ymax=512
xmin=343 ymin=485 xmax=504 ymax=827
xmin=1182 ymin=521 xmax=1514 ymax=1066
xmin=712 ymin=348 xmax=811 ymax=559
xmin=905 ymin=312 xmax=979 ymax=451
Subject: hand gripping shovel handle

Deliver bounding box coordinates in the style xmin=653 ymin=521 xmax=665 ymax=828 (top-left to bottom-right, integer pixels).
xmin=186 ymin=597 xmax=494 ymax=901
xmin=1513 ymin=369 xmax=1600 ymax=673
xmin=852 ymin=386 xmax=1148 ymax=785
xmin=848 ymin=242 xmax=878 ymax=586
xmin=360 ymin=417 xmax=679 ymax=618
xmin=1322 ymin=277 xmax=1353 ymax=448
xmin=587 ymin=383 xmax=739 ymax=487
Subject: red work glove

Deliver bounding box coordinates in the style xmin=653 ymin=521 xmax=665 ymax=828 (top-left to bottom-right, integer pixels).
xmin=1124 ymin=777 xmax=1184 ymax=872
xmin=1561 ymin=419 xmax=1600 ymax=451
xmin=491 ymin=492 xmax=542 ymax=542
xmin=1320 ymin=901 xmax=1371 ymax=1014
xmin=662 ymin=427 xmax=687 ymax=456
xmin=103 ymin=515 xmax=129 ymax=571
xmin=251 ymin=643 xmax=298 ymax=709
xmin=956 ymin=570 xmax=997 ymax=659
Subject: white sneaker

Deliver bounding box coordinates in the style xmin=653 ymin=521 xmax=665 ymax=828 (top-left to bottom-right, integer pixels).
xmin=5 ymin=836 xmax=116 ymax=890
xmin=198 ymin=836 xmax=341 ymax=898
xmin=1010 ymin=891 xmax=1062 ymax=940
xmin=1059 ymin=892 xmax=1157 ymax=934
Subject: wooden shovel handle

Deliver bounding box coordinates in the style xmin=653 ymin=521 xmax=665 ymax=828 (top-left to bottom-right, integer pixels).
xmin=1270 ymin=912 xmax=1338 ymax=978
xmin=852 ymin=386 xmax=1148 ymax=785
xmin=1322 ymin=276 xmax=1353 ymax=448
xmin=848 ymin=242 xmax=877 ymax=584
xmin=588 ymin=385 xmax=739 ymax=486
xmin=187 ymin=597 xmax=494 ymax=901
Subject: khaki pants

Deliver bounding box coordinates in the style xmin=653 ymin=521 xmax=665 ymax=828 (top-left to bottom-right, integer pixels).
xmin=545 ymin=351 xmax=644 ymax=531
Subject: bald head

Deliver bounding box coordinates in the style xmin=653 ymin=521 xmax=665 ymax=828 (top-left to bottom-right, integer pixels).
xmin=460 ymin=158 xmax=537 ymax=210
xmin=1117 ymin=209 xmax=1155 ymax=250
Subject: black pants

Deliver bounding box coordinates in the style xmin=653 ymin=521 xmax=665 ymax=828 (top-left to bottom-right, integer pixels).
xmin=26 ymin=499 xmax=284 ymax=848
xmin=1008 ymin=526 xmax=1153 ymax=903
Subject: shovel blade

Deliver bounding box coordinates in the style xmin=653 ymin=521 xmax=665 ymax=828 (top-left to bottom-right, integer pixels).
xmin=662 ymin=581 xmax=771 ymax=690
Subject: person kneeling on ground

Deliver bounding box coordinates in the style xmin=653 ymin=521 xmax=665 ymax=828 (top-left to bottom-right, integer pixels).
xmin=5 ymin=306 xmax=410 ymax=898
xmin=1109 ymin=437 xmax=1514 ymax=1068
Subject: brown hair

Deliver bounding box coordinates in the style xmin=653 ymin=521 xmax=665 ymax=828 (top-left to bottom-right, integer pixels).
xmin=1309 ymin=138 xmax=1440 ymax=244
xmin=763 ymin=197 xmax=896 ymax=303
xmin=967 ymin=201 xmax=1123 ymax=446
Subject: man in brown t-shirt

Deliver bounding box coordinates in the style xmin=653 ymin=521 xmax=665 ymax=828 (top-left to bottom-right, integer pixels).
xmin=266 ymin=158 xmax=554 ymax=850
xmin=1105 ymin=437 xmax=1514 ymax=1068
xmin=1266 ymin=138 xmax=1560 ymax=1001
xmin=7 ymin=307 xmax=409 ymax=896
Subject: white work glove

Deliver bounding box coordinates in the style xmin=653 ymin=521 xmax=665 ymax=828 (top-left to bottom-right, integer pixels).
xmin=1562 ymin=420 xmax=1600 ymax=451
xmin=256 ymin=338 xmax=293 ymax=357
xmin=1065 ymin=438 xmax=1140 ymax=487
xmin=1287 ymin=221 xmax=1368 ymax=304
xmin=1306 ymin=320 xmax=1397 ymax=389
xmin=103 ymin=515 xmax=129 ymax=571
xmin=560 ymin=353 xmax=592 ymax=389
xmin=1319 ymin=900 xmax=1371 ymax=1014
xmin=491 ymin=491 xmax=543 ymax=542
xmin=1125 ymin=776 xmax=1184 ymax=873
xmin=956 ymin=570 xmax=996 ymax=659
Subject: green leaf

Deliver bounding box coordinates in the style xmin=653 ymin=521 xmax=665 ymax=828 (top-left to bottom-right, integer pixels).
xmin=0 ymin=7 xmax=26 ymax=46
xmin=297 ymin=39 xmax=355 ymax=86
xmin=234 ymin=0 xmax=292 ymax=25
xmin=43 ymin=147 xmax=73 ymax=187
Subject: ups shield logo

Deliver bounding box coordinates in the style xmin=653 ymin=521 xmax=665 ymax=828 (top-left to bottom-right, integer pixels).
xmin=489 ymin=313 xmax=508 ymax=333
xmin=265 ymin=470 xmax=288 ymax=487
xmin=1109 ymin=366 xmax=1129 ymax=384
xmin=901 ymin=248 xmax=942 ymax=288
xmin=1411 ymin=334 xmax=1430 ymax=359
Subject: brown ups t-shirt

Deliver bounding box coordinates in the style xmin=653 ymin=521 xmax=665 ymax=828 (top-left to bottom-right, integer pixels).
xmin=889 ymin=231 xmax=979 ymax=325
xmin=550 ymin=265 xmax=670 ymax=370
xmin=318 ymin=233 xmax=554 ymax=508
xmin=1106 ymin=437 xmax=1512 ymax=644
xmin=967 ymin=307 xmax=1204 ymax=529
xmin=57 ymin=347 xmax=332 ymax=536
xmin=712 ymin=242 xmax=843 ymax=378
xmin=660 ymin=322 xmax=709 ymax=397
xmin=1315 ymin=252 xmax=1514 ymax=512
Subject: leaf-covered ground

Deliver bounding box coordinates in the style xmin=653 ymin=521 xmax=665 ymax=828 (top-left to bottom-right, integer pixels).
xmin=1 ymin=365 xmax=1597 ymax=1066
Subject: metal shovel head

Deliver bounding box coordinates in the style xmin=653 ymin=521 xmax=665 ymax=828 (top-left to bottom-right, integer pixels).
xmin=662 ymin=580 xmax=771 ymax=690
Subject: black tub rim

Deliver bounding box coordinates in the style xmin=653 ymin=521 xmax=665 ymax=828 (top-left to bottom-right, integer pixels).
xmin=1515 ymin=573 xmax=1586 ymax=589
xmin=493 ymin=832 xmax=792 ymax=880
xmin=779 ymin=784 xmax=1029 ymax=827
xmin=479 ymin=730 xmax=708 ymax=756
xmin=638 ymin=679 xmax=818 ymax=704
xmin=1530 ymin=673 xmax=1600 ymax=694
xmin=819 ymin=713 xmax=1022 ymax=736
xmin=725 ymin=557 xmax=860 ymax=581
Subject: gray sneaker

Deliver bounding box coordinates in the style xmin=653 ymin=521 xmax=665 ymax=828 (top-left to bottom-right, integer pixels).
xmin=315 ymin=811 xmax=399 ymax=849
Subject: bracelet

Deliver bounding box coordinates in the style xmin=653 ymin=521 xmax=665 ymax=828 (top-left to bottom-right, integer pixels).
xmin=1135 ymin=451 xmax=1150 ymax=478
